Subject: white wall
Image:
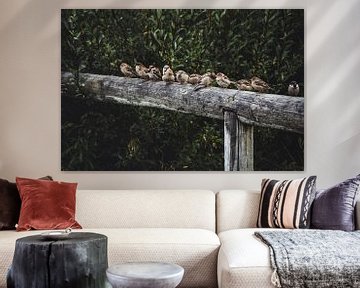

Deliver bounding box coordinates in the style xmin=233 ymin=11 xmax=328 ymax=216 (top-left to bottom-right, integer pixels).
xmin=0 ymin=0 xmax=359 ymax=190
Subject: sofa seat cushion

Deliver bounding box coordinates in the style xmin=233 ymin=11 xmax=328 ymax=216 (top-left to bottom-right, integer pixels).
xmin=0 ymin=228 xmax=219 ymax=288
xmin=102 ymin=228 xmax=220 ymax=288
xmin=218 ymin=228 xmax=282 ymax=288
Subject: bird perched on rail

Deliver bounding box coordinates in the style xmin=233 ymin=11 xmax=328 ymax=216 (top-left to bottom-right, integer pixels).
xmin=188 ymin=74 xmax=202 ymax=85
xmin=216 ymin=72 xmax=232 ymax=88
xmin=176 ymin=70 xmax=189 ymax=84
xmin=147 ymin=65 xmax=162 ymax=81
xmin=236 ymin=79 xmax=253 ymax=91
xmin=194 ymin=72 xmax=216 ymax=91
xmin=135 ymin=63 xmax=150 ymax=79
xmin=288 ymin=81 xmax=300 ymax=96
xmin=250 ymin=76 xmax=271 ymax=93
xmin=162 ymin=65 xmax=175 ymax=82
xmin=119 ymin=63 xmax=137 ymax=78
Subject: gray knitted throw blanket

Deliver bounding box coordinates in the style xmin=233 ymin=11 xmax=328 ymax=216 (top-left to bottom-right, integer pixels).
xmin=255 ymin=230 xmax=360 ymax=288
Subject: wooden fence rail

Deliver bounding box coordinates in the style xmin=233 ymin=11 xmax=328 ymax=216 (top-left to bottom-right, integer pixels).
xmin=61 ymin=72 xmax=304 ymax=171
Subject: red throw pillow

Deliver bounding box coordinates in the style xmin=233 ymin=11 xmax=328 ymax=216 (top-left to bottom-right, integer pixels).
xmin=0 ymin=176 xmax=53 ymax=230
xmin=16 ymin=177 xmax=82 ymax=231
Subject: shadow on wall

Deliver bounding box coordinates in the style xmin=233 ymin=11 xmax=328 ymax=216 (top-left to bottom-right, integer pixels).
xmin=307 ymin=0 xmax=360 ymax=148
xmin=308 ymin=0 xmax=360 ymax=105
xmin=0 ymin=1 xmax=69 ymax=35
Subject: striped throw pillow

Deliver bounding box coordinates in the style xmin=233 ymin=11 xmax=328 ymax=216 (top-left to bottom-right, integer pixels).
xmin=257 ymin=176 xmax=317 ymax=229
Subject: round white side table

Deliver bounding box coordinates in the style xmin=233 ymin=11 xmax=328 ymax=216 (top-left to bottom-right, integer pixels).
xmin=106 ymin=262 xmax=184 ymax=288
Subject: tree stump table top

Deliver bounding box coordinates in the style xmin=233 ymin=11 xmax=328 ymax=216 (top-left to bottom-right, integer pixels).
xmin=14 ymin=231 xmax=106 ymax=244
xmin=106 ymin=262 xmax=184 ymax=288
xmin=7 ymin=232 xmax=108 ymax=288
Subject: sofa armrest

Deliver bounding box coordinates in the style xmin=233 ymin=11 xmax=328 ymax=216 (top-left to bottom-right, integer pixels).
xmin=356 ymin=200 xmax=360 ymax=230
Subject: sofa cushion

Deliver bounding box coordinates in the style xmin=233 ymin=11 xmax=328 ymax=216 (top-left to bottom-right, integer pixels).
xmin=257 ymin=177 xmax=317 ymax=229
xmin=0 ymin=179 xmax=20 ymax=230
xmin=16 ymin=177 xmax=82 ymax=231
xmin=217 ymin=228 xmax=278 ymax=288
xmin=76 ymin=190 xmax=216 ymax=231
xmin=216 ymin=190 xmax=260 ymax=233
xmin=311 ymin=174 xmax=360 ymax=231
xmin=0 ymin=176 xmax=53 ymax=230
xmin=0 ymin=228 xmax=220 ymax=288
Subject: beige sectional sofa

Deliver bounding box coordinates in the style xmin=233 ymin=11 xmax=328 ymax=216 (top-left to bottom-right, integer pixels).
xmin=0 ymin=190 xmax=219 ymax=288
xmin=1 ymin=189 xmax=359 ymax=288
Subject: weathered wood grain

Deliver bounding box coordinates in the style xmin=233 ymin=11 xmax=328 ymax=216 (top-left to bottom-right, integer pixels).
xmin=7 ymin=232 xmax=108 ymax=288
xmin=224 ymin=111 xmax=239 ymax=171
xmin=62 ymin=72 xmax=304 ymax=134
xmin=239 ymin=122 xmax=254 ymax=171
xmin=224 ymin=111 xmax=254 ymax=171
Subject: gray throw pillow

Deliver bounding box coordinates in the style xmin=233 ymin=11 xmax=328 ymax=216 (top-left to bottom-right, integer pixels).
xmin=311 ymin=174 xmax=360 ymax=231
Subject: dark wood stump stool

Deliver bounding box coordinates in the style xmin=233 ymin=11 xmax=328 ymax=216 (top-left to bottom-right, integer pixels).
xmin=7 ymin=232 xmax=108 ymax=288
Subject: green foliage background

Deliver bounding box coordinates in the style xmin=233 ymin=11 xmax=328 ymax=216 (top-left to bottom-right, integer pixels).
xmin=61 ymin=9 xmax=304 ymax=171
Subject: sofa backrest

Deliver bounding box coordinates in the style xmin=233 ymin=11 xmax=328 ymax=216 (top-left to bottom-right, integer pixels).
xmin=216 ymin=190 xmax=260 ymax=233
xmin=76 ymin=190 xmax=216 ymax=231
xmin=217 ymin=190 xmax=360 ymax=232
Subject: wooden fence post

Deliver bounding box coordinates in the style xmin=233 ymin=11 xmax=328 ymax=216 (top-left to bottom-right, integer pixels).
xmin=239 ymin=122 xmax=254 ymax=171
xmin=224 ymin=111 xmax=239 ymax=171
xmin=224 ymin=111 xmax=254 ymax=171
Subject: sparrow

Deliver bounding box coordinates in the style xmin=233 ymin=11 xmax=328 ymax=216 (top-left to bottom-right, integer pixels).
xmin=176 ymin=70 xmax=189 ymax=84
xmin=162 ymin=65 xmax=175 ymax=82
xmin=188 ymin=74 xmax=202 ymax=85
xmin=236 ymin=79 xmax=253 ymax=91
xmin=202 ymin=71 xmax=216 ymax=78
xmin=288 ymin=81 xmax=300 ymax=96
xmin=135 ymin=63 xmax=150 ymax=79
xmin=147 ymin=65 xmax=162 ymax=81
xmin=119 ymin=63 xmax=137 ymax=78
xmin=250 ymin=76 xmax=271 ymax=93
xmin=216 ymin=72 xmax=232 ymax=88
xmin=194 ymin=72 xmax=216 ymax=91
